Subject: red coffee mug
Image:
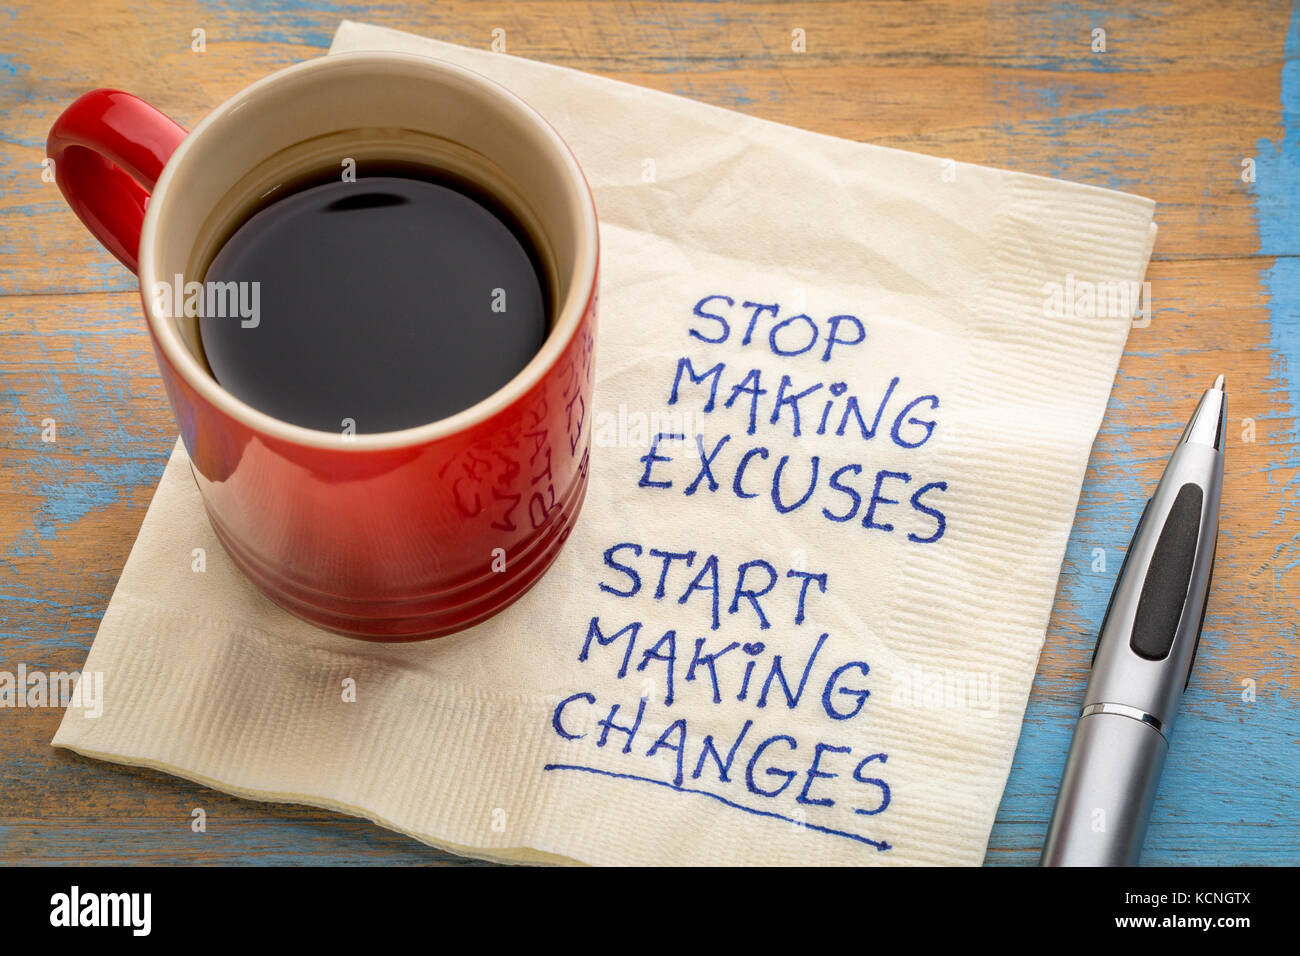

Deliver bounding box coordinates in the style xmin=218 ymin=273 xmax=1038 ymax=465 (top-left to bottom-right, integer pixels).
xmin=47 ymin=53 xmax=599 ymax=640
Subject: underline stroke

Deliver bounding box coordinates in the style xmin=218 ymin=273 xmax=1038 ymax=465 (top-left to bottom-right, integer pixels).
xmin=542 ymin=762 xmax=891 ymax=851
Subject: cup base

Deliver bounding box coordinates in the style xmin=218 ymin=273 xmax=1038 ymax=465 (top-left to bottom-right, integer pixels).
xmin=199 ymin=464 xmax=590 ymax=642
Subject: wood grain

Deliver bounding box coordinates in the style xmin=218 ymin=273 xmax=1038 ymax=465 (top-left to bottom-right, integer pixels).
xmin=1 ymin=0 xmax=1296 ymax=866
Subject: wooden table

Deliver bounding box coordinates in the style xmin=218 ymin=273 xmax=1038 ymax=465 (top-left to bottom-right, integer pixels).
xmin=2 ymin=0 xmax=1295 ymax=865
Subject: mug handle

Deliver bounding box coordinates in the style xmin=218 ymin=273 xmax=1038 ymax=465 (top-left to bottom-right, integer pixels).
xmin=46 ymin=89 xmax=188 ymax=275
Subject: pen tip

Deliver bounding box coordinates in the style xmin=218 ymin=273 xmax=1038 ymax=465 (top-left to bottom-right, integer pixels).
xmin=1213 ymin=373 xmax=1225 ymax=392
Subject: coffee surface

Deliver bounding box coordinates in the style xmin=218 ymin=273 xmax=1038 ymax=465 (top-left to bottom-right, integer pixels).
xmin=200 ymin=171 xmax=548 ymax=434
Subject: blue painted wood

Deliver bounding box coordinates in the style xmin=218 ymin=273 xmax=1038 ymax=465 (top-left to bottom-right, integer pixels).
xmin=987 ymin=0 xmax=1300 ymax=866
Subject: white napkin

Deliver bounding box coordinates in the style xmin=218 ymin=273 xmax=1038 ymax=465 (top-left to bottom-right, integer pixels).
xmin=53 ymin=20 xmax=1157 ymax=865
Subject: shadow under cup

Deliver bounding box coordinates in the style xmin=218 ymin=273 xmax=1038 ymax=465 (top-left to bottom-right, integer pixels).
xmin=138 ymin=53 xmax=599 ymax=640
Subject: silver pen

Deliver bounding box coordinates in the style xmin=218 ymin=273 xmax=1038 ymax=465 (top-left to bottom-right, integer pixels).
xmin=1041 ymin=375 xmax=1225 ymax=866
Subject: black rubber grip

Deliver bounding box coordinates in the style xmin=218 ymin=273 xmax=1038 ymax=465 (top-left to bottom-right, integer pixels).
xmin=1092 ymin=496 xmax=1153 ymax=668
xmin=1130 ymin=482 xmax=1203 ymax=661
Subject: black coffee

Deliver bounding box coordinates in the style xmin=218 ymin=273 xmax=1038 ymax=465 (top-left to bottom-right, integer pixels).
xmin=200 ymin=165 xmax=548 ymax=434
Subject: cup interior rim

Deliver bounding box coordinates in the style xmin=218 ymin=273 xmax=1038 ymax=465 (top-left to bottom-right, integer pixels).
xmin=138 ymin=50 xmax=599 ymax=452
